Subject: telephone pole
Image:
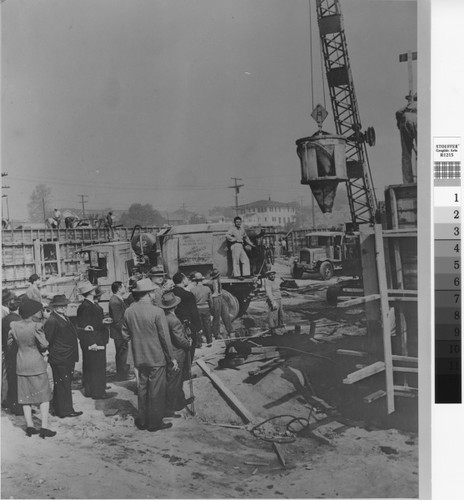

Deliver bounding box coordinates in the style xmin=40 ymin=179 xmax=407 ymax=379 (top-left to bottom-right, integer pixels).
xmin=229 ymin=177 xmax=244 ymax=215
xmin=2 ymin=172 xmax=10 ymax=220
xmin=78 ymin=194 xmax=88 ymax=218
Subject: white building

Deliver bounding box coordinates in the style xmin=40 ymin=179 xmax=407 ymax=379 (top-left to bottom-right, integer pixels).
xmin=236 ymin=199 xmax=296 ymax=227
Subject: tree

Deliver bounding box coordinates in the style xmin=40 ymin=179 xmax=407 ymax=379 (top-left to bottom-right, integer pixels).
xmin=119 ymin=203 xmax=167 ymax=227
xmin=28 ymin=184 xmax=53 ymax=222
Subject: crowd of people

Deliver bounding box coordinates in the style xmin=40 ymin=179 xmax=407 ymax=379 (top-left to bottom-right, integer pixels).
xmin=1 ymin=264 xmax=243 ymax=436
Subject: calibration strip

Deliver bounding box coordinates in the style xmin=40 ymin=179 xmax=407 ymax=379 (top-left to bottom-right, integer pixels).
xmin=434 ymin=137 xmax=462 ymax=403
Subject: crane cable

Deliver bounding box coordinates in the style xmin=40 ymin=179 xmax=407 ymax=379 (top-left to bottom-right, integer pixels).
xmin=308 ymin=0 xmax=327 ymax=112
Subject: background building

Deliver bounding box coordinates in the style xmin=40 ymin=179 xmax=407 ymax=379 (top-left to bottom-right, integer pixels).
xmin=237 ymin=199 xmax=296 ymax=227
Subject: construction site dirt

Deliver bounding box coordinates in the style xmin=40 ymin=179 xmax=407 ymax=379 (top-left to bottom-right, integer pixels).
xmin=1 ymin=261 xmax=418 ymax=499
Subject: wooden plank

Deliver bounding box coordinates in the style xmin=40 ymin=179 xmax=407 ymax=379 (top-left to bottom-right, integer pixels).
xmin=196 ymin=359 xmax=258 ymax=425
xmin=337 ymin=294 xmax=380 ymax=308
xmin=336 ymin=349 xmax=367 ymax=358
xmin=272 ymin=443 xmax=286 ymax=467
xmin=374 ymin=225 xmax=395 ymax=414
xmin=343 ymin=361 xmax=386 ymax=384
xmin=392 ymin=355 xmax=418 ymax=364
xmin=393 ymin=366 xmax=418 ymax=373
xmin=394 ymin=385 xmax=418 ymax=393
xmin=363 ymin=390 xmax=387 ymax=403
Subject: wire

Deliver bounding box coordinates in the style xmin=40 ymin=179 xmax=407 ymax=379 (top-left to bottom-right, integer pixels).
xmin=308 ymin=0 xmax=315 ymax=111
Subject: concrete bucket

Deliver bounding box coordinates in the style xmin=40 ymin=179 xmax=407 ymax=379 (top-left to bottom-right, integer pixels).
xmin=296 ymin=132 xmax=347 ymax=213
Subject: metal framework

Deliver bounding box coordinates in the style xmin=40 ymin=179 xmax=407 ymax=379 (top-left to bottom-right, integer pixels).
xmin=316 ymin=0 xmax=377 ymax=225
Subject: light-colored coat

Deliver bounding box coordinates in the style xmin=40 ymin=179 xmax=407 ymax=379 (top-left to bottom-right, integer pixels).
xmin=8 ymin=320 xmax=49 ymax=376
xmin=122 ymin=300 xmax=173 ymax=369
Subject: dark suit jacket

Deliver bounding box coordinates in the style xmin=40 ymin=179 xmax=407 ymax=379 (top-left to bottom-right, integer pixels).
xmin=44 ymin=311 xmax=79 ymax=365
xmin=122 ymin=300 xmax=173 ymax=369
xmin=165 ymin=311 xmax=189 ymax=362
xmin=108 ymin=294 xmax=127 ymax=340
xmin=172 ymin=286 xmax=202 ymax=334
xmin=76 ymin=299 xmax=109 ymax=350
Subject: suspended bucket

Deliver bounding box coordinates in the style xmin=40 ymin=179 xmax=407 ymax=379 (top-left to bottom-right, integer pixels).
xmin=296 ymin=132 xmax=347 ymax=213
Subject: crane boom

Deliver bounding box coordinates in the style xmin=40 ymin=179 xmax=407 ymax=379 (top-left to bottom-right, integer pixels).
xmin=316 ymin=0 xmax=377 ymax=226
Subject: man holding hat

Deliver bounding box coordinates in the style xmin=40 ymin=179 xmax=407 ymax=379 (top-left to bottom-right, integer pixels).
xmin=264 ymin=268 xmax=285 ymax=334
xmin=76 ymin=280 xmax=112 ymax=400
xmin=44 ymin=295 xmax=83 ymax=418
xmin=191 ymin=272 xmax=213 ymax=346
xmin=147 ymin=265 xmax=166 ymax=307
xmin=122 ymin=278 xmax=178 ymax=432
xmin=160 ymin=292 xmax=194 ymax=417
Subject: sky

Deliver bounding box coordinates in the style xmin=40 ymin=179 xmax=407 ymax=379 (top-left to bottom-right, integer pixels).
xmin=1 ymin=0 xmax=417 ymax=221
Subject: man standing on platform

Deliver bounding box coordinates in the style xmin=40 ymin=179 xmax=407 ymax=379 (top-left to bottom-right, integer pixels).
xmin=122 ymin=278 xmax=178 ymax=432
xmin=226 ymin=216 xmax=255 ymax=278
xmin=108 ymin=281 xmax=130 ymax=381
xmin=44 ymin=295 xmax=83 ymax=418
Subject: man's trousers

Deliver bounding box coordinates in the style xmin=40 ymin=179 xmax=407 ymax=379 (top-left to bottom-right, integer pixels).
xmin=137 ymin=365 xmax=166 ymax=430
xmin=113 ymin=338 xmax=130 ymax=380
xmin=231 ymin=243 xmax=250 ymax=277
xmin=212 ymin=295 xmax=233 ymax=339
xmin=51 ymin=363 xmax=75 ymax=417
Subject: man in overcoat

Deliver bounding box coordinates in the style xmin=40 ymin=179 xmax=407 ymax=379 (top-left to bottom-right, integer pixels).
xmin=122 ymin=278 xmax=178 ymax=432
xmin=160 ymin=292 xmax=194 ymax=417
xmin=44 ymin=295 xmax=83 ymax=418
xmin=76 ymin=281 xmax=112 ymax=399
xmin=108 ymin=281 xmax=130 ymax=380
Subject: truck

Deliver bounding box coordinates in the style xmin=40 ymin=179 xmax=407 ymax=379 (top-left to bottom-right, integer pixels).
xmin=291 ymin=230 xmax=361 ymax=280
xmin=79 ymin=223 xmax=259 ymax=320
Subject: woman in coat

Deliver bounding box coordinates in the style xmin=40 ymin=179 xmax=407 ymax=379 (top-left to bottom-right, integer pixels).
xmin=8 ymin=298 xmax=56 ymax=438
xmin=76 ymin=281 xmax=112 ymax=399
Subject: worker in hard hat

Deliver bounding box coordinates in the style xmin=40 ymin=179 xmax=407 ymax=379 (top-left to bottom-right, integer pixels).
xmin=395 ymin=95 xmax=417 ymax=183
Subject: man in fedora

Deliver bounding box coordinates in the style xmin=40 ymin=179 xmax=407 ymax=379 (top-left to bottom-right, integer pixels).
xmin=44 ymin=295 xmax=83 ymax=418
xmin=147 ymin=265 xmax=166 ymax=307
xmin=209 ymin=268 xmax=234 ymax=341
xmin=160 ymin=292 xmax=194 ymax=417
xmin=122 ymin=278 xmax=178 ymax=432
xmin=264 ymin=268 xmax=285 ymax=334
xmin=76 ymin=280 xmax=112 ymax=400
xmin=191 ymin=272 xmax=213 ymax=346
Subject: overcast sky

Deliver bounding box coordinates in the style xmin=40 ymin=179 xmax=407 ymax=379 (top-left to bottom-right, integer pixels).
xmin=2 ymin=0 xmax=416 ymax=220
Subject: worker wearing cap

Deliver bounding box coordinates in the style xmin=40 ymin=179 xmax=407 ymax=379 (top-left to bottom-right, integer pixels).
xmin=44 ymin=294 xmax=83 ymax=419
xmin=209 ymin=268 xmax=234 ymax=340
xmin=396 ymin=96 xmax=417 ymax=183
xmin=225 ymin=216 xmax=255 ymax=278
xmin=148 ymin=265 xmax=166 ymax=307
xmin=76 ymin=281 xmax=112 ymax=400
xmin=160 ymin=292 xmax=194 ymax=417
xmin=264 ymin=268 xmax=284 ymax=334
xmin=191 ymin=272 xmax=213 ymax=346
xmin=122 ymin=278 xmax=178 ymax=432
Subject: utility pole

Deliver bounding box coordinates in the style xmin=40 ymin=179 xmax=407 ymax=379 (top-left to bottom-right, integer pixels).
xmin=2 ymin=172 xmax=10 ymax=220
xmin=78 ymin=194 xmax=88 ymax=218
xmin=399 ymin=51 xmax=417 ymax=102
xmin=229 ymin=177 xmax=244 ymax=215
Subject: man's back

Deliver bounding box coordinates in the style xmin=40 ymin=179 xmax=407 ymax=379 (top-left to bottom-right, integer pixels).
xmin=123 ymin=301 xmax=172 ymax=368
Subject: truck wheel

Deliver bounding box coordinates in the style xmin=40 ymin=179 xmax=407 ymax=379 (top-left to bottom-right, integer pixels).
xmin=292 ymin=263 xmax=304 ymax=279
xmin=319 ymin=261 xmax=334 ymax=281
xmin=221 ymin=289 xmax=240 ymax=321
xmin=327 ymin=285 xmax=342 ymax=306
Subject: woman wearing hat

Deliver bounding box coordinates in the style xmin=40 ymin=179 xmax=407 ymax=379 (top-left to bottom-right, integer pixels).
xmin=160 ymin=292 xmax=194 ymax=417
xmin=76 ymin=281 xmax=112 ymax=400
xmin=7 ymin=298 xmax=56 ymax=438
xmin=44 ymin=295 xmax=82 ymax=418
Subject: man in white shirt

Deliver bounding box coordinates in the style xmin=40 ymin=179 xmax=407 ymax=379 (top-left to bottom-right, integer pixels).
xmin=225 ymin=216 xmax=255 ymax=278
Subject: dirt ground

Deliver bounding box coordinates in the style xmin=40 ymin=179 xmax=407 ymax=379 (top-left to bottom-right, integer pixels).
xmin=1 ymin=260 xmax=418 ymax=499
